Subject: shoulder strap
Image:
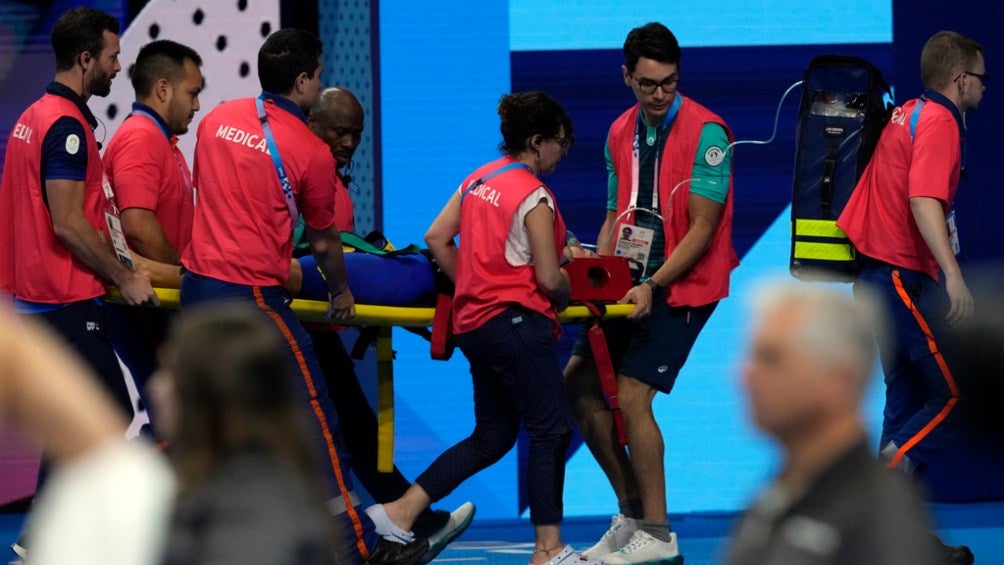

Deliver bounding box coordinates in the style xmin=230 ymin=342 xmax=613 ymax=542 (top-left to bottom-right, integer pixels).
xmin=460 ymin=162 xmax=533 ymax=201
xmin=910 ymin=99 xmax=926 ymax=142
xmin=255 ymin=96 xmax=299 ymax=222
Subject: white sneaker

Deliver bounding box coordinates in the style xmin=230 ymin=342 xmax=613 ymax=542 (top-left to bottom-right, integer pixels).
xmin=534 ymin=545 xmax=603 ymax=565
xmin=422 ymin=501 xmax=476 ymax=563
xmin=582 ymin=514 xmax=641 ymax=558
xmin=600 ymin=530 xmax=683 ymax=565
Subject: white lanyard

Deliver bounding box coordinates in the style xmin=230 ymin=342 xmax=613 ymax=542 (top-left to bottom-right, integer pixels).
xmin=100 ymin=170 xmax=133 ymax=268
xmin=628 ymin=95 xmax=682 ymax=218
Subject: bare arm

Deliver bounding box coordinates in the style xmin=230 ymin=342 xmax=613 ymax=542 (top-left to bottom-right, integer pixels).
xmin=120 ymin=208 xmax=180 ymax=265
xmin=47 ymin=179 xmax=157 ymax=306
xmin=304 ymin=223 xmax=355 ymax=320
xmin=911 ymin=196 xmax=973 ymax=325
xmin=0 ymin=308 xmax=127 ymax=462
xmin=620 ymin=193 xmax=722 ymax=320
xmin=525 ymin=201 xmax=570 ymax=311
xmin=424 ymin=191 xmax=462 ymax=282
xmin=130 ymin=252 xmax=183 ymax=289
xmin=596 ymin=209 xmax=619 ymax=256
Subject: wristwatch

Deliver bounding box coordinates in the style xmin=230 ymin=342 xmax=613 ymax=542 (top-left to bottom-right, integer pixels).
xmin=643 ymin=278 xmax=661 ymax=290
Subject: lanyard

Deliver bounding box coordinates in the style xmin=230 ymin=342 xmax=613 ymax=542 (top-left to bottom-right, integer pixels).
xmin=629 ymin=94 xmax=682 ymax=216
xmin=920 ymin=90 xmax=967 ymax=178
xmin=130 ymin=109 xmax=195 ymax=204
xmin=100 ymin=167 xmax=133 ymax=268
xmin=255 ymin=96 xmax=298 ymax=222
xmin=460 ymin=162 xmax=533 ymax=201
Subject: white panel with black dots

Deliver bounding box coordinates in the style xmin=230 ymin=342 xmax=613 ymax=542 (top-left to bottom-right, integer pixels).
xmin=92 ymin=0 xmax=280 ymax=166
xmin=319 ymin=0 xmax=376 ymax=233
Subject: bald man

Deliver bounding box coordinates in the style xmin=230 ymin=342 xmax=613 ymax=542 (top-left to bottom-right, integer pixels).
xmin=307 ymin=86 xmax=363 ymax=233
xmin=304 ymin=86 xmax=474 ymax=557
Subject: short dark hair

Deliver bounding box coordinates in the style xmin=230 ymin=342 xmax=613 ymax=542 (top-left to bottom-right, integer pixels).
xmin=50 ymin=7 xmax=120 ymax=72
xmin=257 ymin=28 xmax=322 ymax=95
xmin=497 ymin=91 xmax=574 ymax=156
xmin=132 ymin=39 xmax=203 ymax=97
xmin=623 ymin=22 xmax=681 ymax=73
xmin=921 ymin=30 xmax=983 ymax=90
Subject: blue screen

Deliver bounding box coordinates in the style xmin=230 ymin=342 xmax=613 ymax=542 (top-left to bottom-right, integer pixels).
xmin=378 ymin=1 xmax=893 ymax=520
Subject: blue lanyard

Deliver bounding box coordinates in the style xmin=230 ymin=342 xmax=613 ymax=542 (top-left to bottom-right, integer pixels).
xmin=255 ymin=96 xmax=298 ymax=222
xmin=460 ymin=162 xmax=533 ymax=201
xmin=130 ymin=109 xmax=195 ymax=202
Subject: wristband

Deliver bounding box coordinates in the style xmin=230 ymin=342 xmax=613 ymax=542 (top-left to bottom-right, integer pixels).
xmin=643 ymin=278 xmax=661 ymax=290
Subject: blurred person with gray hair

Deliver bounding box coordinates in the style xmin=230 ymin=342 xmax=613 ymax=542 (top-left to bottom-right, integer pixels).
xmin=727 ymin=283 xmax=942 ymax=565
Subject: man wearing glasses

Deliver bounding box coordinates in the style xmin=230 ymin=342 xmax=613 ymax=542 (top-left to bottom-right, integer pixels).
xmin=836 ymin=30 xmax=986 ymax=565
xmin=563 ymin=21 xmax=738 ymax=565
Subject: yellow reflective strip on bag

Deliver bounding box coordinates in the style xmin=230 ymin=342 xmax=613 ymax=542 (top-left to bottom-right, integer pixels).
xmin=794 ymin=241 xmax=856 ymax=261
xmin=793 ymin=218 xmax=849 ymax=239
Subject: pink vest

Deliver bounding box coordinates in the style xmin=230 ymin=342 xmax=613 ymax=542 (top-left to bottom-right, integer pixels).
xmin=0 ymin=93 xmax=107 ymax=302
xmin=609 ymin=97 xmax=738 ymax=307
xmin=453 ymin=157 xmax=567 ymax=335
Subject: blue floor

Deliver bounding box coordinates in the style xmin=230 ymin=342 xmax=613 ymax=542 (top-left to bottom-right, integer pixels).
xmin=436 ymin=502 xmax=1004 ymax=564
xmin=4 ymin=501 xmax=1004 ymax=564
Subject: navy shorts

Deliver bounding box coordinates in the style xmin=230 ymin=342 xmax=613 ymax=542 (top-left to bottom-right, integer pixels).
xmin=572 ymin=288 xmax=717 ymax=393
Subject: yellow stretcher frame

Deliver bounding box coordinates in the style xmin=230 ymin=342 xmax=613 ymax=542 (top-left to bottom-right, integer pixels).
xmin=107 ymin=287 xmax=634 ymax=471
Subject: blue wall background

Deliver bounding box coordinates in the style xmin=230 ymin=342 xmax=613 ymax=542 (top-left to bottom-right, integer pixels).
xmin=376 ymin=0 xmax=1001 ymax=520
xmin=376 ymin=2 xmax=898 ymax=520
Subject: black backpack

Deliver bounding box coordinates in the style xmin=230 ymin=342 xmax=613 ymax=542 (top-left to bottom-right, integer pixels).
xmin=790 ymin=54 xmax=894 ymax=282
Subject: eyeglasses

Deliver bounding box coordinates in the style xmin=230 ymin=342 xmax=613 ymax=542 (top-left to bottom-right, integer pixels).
xmin=632 ymin=75 xmax=679 ymax=95
xmin=956 ymin=71 xmax=989 ymax=87
xmin=965 ymin=71 xmax=989 ymax=87
xmin=550 ymin=136 xmax=572 ymax=150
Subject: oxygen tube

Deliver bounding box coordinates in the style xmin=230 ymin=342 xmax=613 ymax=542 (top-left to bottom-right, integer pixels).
xmin=589 ymin=79 xmax=805 ymax=281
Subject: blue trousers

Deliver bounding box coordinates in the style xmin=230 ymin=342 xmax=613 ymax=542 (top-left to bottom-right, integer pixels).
xmin=180 ymin=272 xmax=377 ymax=563
xmin=856 ymin=262 xmax=963 ymax=472
xmin=416 ymin=306 xmax=574 ymax=525
xmin=33 ymin=299 xmax=133 ymax=416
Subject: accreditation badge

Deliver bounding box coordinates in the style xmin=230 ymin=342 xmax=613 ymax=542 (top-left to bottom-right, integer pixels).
xmin=101 ymin=178 xmax=134 ymax=268
xmin=614 ymin=222 xmax=654 ymax=274
xmin=946 ymin=209 xmax=960 ymax=256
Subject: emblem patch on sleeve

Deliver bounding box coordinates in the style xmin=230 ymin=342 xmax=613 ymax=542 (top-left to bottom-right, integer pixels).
xmin=704 ymin=145 xmax=725 ymax=167
xmin=65 ymin=134 xmax=80 ymax=155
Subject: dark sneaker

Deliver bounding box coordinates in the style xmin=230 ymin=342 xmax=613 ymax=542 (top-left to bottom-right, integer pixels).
xmin=420 ymin=501 xmax=475 ymax=564
xmin=411 ymin=509 xmax=450 ymax=539
xmin=935 ymin=537 xmax=974 ymax=565
xmin=366 ymin=537 xmax=428 ymax=565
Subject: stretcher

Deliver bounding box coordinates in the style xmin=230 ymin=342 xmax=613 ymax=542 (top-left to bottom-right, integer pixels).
xmin=107 ymin=287 xmax=634 ymax=471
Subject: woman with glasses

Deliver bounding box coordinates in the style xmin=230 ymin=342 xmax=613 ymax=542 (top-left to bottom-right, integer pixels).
xmin=364 ymin=91 xmax=598 ymax=565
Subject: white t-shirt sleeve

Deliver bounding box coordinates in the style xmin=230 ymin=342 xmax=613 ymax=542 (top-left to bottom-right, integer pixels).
xmin=505 ymin=186 xmax=554 ymax=266
xmin=27 ymin=440 xmax=176 ymax=565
